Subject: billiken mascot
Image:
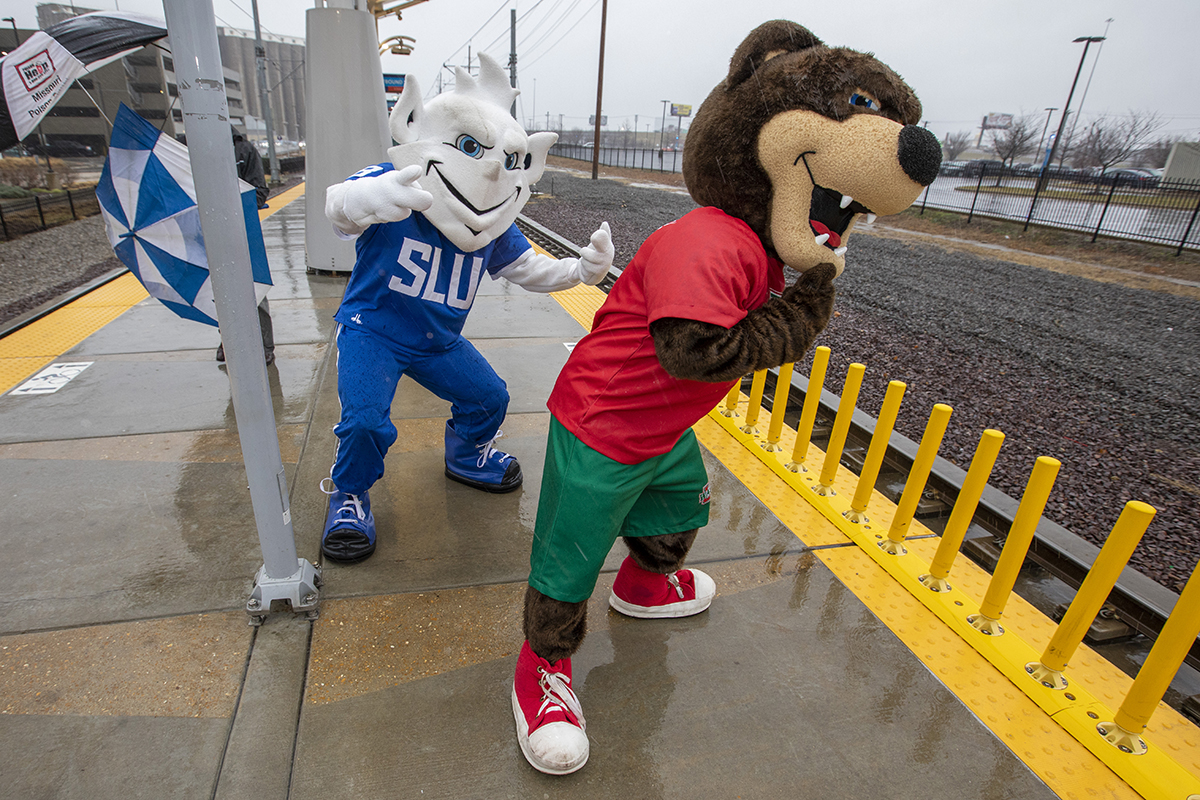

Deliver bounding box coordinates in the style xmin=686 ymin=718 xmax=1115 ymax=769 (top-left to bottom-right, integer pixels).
xmin=320 ymin=54 xmax=614 ymax=562
xmin=512 ymin=20 xmax=941 ymax=774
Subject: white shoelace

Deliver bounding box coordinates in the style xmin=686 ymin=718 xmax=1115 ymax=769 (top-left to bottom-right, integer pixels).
xmin=537 ymin=667 xmax=586 ymax=730
xmin=667 ymin=572 xmax=685 ymax=599
xmin=475 ymin=430 xmax=512 ymax=469
xmin=319 ymin=478 xmax=365 ymax=521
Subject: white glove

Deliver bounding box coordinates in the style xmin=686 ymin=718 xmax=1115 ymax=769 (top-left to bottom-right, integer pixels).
xmin=326 ymin=164 xmax=434 ymax=236
xmin=577 ymin=221 xmax=614 ymax=285
xmin=495 ymin=221 xmax=616 ymax=293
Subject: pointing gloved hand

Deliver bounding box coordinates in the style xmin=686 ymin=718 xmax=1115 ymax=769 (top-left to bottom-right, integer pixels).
xmin=577 ymin=221 xmax=614 ymax=285
xmin=327 ymin=164 xmax=434 ymax=235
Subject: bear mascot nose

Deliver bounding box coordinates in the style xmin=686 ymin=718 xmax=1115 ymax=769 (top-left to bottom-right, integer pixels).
xmin=897 ymin=125 xmax=942 ymax=187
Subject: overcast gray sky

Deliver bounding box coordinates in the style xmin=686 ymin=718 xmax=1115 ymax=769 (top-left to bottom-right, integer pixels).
xmin=7 ymin=0 xmax=1199 ymax=143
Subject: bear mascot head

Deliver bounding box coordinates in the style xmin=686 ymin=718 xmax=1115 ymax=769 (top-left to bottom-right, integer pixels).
xmin=683 ymin=19 xmax=941 ymax=276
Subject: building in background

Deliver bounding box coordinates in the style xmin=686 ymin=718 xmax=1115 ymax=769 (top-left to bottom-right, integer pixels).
xmin=216 ymin=26 xmax=306 ymax=147
xmin=12 ymin=4 xmax=304 ymax=155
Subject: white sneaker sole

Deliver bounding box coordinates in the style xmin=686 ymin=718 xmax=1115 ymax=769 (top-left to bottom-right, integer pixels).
xmin=608 ymin=569 xmax=716 ymax=619
xmin=511 ymin=684 xmax=589 ymax=775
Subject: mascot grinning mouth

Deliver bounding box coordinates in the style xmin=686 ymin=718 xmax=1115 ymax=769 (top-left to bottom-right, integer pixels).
xmin=797 ymin=153 xmax=875 ymax=254
xmin=808 ymin=183 xmax=874 ymax=252
xmin=428 ymin=161 xmax=521 ymax=217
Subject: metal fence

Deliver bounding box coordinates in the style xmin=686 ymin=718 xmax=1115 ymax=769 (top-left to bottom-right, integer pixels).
xmin=918 ymin=165 xmax=1200 ymax=255
xmin=550 ymin=143 xmax=684 ymax=174
xmin=0 ymin=189 xmax=101 ymax=241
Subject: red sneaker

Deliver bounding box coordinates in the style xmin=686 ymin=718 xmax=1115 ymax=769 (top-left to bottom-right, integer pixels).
xmin=511 ymin=641 xmax=588 ymax=775
xmin=609 ymin=555 xmax=716 ymax=618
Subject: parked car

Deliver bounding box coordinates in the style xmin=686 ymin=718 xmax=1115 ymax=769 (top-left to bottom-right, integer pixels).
xmin=1099 ymin=169 xmax=1159 ymax=188
xmin=939 ymin=160 xmax=969 ymax=177
xmin=961 ymin=159 xmax=1005 ymax=178
xmin=23 ymin=140 xmax=94 ymax=158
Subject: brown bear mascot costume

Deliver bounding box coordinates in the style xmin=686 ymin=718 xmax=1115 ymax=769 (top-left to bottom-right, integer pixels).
xmin=511 ymin=20 xmax=941 ymax=774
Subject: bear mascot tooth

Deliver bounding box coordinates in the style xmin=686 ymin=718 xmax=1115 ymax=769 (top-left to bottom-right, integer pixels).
xmin=511 ymin=20 xmax=940 ymax=775
xmin=318 ymin=53 xmax=614 ymax=564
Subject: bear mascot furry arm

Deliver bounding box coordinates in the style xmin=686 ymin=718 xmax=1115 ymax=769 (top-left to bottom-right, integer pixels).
xmin=511 ymin=20 xmax=941 ymax=776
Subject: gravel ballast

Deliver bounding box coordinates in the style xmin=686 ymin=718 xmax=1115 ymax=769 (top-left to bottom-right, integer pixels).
xmin=524 ymin=167 xmax=1200 ymax=596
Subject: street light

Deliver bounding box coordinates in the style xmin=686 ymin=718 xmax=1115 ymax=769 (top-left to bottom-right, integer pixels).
xmin=1035 ymin=107 xmax=1057 ymax=164
xmin=659 ymin=99 xmax=668 ymax=153
xmin=1038 ymin=35 xmax=1105 ymax=191
xmin=2 ymin=17 xmax=18 ymax=55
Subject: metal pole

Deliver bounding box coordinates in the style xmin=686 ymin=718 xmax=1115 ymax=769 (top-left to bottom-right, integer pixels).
xmin=161 ymin=0 xmax=318 ymax=621
xmin=1034 ymin=107 xmax=1056 ymax=165
xmin=1176 ymin=191 xmax=1200 ymax=257
xmin=658 ymin=100 xmax=667 ymax=155
xmin=1038 ymin=37 xmax=1103 ymax=193
xmin=250 ymin=0 xmax=280 ymax=184
xmin=508 ymin=8 xmax=517 ymax=119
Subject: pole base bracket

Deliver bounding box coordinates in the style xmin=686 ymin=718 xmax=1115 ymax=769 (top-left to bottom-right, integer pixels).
xmin=246 ymin=558 xmax=322 ymax=626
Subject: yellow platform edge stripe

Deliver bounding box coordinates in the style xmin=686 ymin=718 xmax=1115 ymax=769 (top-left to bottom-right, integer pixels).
xmin=0 ymin=184 xmax=306 ymax=396
xmin=545 ymin=278 xmax=1200 ymax=800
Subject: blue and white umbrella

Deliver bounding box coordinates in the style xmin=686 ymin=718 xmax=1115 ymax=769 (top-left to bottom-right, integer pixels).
xmin=96 ymin=103 xmax=271 ymax=326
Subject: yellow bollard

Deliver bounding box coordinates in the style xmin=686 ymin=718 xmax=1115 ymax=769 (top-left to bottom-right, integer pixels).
xmin=719 ymin=380 xmax=742 ymax=417
xmin=1102 ymin=555 xmax=1200 ymax=754
xmin=1027 ymin=501 xmax=1156 ymax=690
xmin=847 ymin=380 xmax=906 ymax=521
xmin=969 ymin=456 xmax=1061 ymax=635
xmin=880 ymin=403 xmax=952 ymax=555
xmin=739 ymin=369 xmax=768 ymax=434
xmin=762 ymin=363 xmax=795 ymax=452
xmin=816 ymin=363 xmax=865 ymax=494
xmin=920 ymin=429 xmax=1005 ymax=591
xmin=787 ymin=346 xmax=831 ymax=472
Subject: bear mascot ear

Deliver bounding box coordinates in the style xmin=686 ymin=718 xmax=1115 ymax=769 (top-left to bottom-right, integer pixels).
xmin=725 ymin=19 xmax=822 ymax=88
xmin=388 ymin=74 xmax=424 ymax=145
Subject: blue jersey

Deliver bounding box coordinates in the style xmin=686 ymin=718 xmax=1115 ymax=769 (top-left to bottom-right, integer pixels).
xmin=334 ymin=163 xmax=531 ymax=354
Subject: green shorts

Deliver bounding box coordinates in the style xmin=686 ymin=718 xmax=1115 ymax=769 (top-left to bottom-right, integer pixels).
xmin=528 ymin=416 xmax=712 ymax=603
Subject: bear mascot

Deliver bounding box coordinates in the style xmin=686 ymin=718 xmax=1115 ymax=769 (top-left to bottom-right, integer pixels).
xmin=511 ymin=20 xmax=941 ymax=774
xmin=320 ymin=54 xmax=615 ymax=563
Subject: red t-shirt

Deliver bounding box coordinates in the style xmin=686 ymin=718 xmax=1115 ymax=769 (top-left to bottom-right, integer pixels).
xmin=548 ymin=207 xmax=785 ymax=464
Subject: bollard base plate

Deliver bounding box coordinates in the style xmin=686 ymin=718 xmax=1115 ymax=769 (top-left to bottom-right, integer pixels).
xmin=246 ymin=558 xmax=322 ymax=625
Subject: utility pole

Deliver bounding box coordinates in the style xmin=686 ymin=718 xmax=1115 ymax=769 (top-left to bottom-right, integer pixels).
xmin=508 ymin=8 xmax=517 ymax=118
xmin=251 ymin=0 xmax=279 ymax=183
xmin=659 ymin=99 xmax=668 ymax=153
xmin=590 ymin=0 xmax=607 ymax=179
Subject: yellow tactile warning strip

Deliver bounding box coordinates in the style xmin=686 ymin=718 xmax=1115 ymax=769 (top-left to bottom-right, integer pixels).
xmin=546 ymin=279 xmax=1200 ymax=800
xmin=0 ymin=183 xmax=307 ymax=396
xmin=0 ymin=273 xmax=148 ymax=394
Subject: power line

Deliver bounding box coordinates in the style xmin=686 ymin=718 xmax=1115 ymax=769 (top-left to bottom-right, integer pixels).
xmin=521 ymin=0 xmax=600 ymax=70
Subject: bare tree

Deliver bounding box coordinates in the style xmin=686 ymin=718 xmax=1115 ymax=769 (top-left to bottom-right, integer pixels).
xmin=941 ymin=131 xmax=972 ymax=161
xmin=987 ymin=113 xmax=1039 ymax=168
xmin=1072 ymin=110 xmax=1167 ymax=175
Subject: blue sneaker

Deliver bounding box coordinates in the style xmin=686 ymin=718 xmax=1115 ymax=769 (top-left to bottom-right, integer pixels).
xmin=444 ymin=421 xmax=523 ymax=493
xmin=321 ymin=488 xmax=376 ymax=562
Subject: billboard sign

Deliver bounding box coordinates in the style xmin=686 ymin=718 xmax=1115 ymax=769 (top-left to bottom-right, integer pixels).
xmin=671 ymin=103 xmax=692 ymax=117
xmin=382 ymin=73 xmax=406 ymax=94
xmin=589 ymin=115 xmax=607 ymax=126
xmin=983 ymin=113 xmax=1013 ymax=130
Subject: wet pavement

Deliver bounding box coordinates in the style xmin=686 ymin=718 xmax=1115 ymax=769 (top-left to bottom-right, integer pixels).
xmin=0 ymin=188 xmax=1110 ymax=798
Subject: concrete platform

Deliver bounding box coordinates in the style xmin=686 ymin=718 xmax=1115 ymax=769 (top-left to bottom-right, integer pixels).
xmin=0 ymin=188 xmax=1077 ymax=798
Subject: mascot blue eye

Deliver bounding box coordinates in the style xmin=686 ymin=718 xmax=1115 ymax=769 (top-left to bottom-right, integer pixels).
xmin=455 ymin=134 xmax=487 ymax=158
xmin=849 ymin=92 xmax=879 ymax=111
xmin=504 ymin=152 xmax=520 ymax=170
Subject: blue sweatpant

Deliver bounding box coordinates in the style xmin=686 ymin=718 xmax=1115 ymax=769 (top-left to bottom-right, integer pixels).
xmin=331 ymin=325 xmax=509 ymax=495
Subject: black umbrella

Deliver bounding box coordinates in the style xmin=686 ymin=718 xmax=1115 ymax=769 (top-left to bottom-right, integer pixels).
xmin=0 ymin=11 xmax=167 ymax=152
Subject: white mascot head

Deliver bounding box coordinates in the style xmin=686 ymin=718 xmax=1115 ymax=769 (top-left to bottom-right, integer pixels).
xmin=387 ymin=53 xmax=557 ymax=252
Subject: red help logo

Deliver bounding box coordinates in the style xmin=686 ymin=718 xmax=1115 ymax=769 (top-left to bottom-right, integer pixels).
xmin=17 ymin=49 xmax=56 ymax=91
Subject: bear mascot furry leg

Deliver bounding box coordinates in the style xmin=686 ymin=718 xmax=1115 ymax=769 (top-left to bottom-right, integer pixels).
xmin=511 ymin=20 xmax=941 ymax=775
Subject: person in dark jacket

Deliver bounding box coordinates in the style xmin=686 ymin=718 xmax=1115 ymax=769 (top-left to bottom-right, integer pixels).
xmin=216 ymin=128 xmax=275 ymax=365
